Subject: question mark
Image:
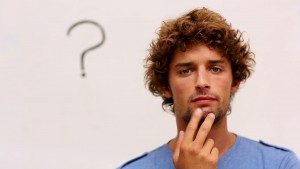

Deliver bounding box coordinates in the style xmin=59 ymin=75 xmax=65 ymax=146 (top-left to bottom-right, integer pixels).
xmin=67 ymin=20 xmax=105 ymax=77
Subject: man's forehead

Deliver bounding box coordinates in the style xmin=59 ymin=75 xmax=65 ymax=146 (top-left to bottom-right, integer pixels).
xmin=171 ymin=46 xmax=228 ymax=65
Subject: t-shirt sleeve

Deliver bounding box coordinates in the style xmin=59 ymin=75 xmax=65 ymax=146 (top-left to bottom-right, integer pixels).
xmin=280 ymin=151 xmax=300 ymax=169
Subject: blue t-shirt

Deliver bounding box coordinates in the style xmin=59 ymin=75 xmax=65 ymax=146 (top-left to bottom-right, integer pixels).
xmin=117 ymin=135 xmax=300 ymax=169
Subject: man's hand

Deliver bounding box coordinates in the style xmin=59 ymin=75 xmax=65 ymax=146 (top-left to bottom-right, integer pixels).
xmin=173 ymin=108 xmax=219 ymax=169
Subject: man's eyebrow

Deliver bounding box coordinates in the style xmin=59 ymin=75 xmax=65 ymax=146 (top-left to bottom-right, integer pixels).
xmin=208 ymin=59 xmax=225 ymax=64
xmin=174 ymin=59 xmax=225 ymax=67
xmin=174 ymin=62 xmax=193 ymax=67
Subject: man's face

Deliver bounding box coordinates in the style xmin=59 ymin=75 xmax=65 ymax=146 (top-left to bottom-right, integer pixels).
xmin=163 ymin=45 xmax=239 ymax=125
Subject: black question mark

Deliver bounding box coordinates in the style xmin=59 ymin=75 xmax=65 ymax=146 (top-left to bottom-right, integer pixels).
xmin=67 ymin=20 xmax=105 ymax=77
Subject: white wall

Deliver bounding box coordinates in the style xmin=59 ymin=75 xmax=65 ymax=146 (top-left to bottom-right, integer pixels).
xmin=0 ymin=0 xmax=299 ymax=168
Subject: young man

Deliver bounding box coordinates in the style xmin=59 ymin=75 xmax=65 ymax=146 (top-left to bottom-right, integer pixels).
xmin=118 ymin=7 xmax=300 ymax=169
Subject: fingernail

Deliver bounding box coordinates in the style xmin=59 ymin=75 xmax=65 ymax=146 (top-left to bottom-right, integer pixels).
xmin=209 ymin=113 xmax=215 ymax=118
xmin=195 ymin=108 xmax=202 ymax=116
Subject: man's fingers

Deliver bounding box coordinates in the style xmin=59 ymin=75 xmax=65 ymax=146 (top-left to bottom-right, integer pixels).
xmin=194 ymin=113 xmax=215 ymax=144
xmin=201 ymin=138 xmax=215 ymax=155
xmin=173 ymin=130 xmax=184 ymax=164
xmin=183 ymin=108 xmax=203 ymax=142
xmin=211 ymin=147 xmax=219 ymax=158
xmin=210 ymin=147 xmax=219 ymax=164
xmin=173 ymin=111 xmax=219 ymax=168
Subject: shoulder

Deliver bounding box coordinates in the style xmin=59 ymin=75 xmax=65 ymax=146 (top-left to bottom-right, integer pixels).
xmin=237 ymin=135 xmax=300 ymax=168
xmin=238 ymin=136 xmax=295 ymax=155
xmin=117 ymin=143 xmax=174 ymax=169
xmin=116 ymin=153 xmax=148 ymax=169
xmin=258 ymin=140 xmax=300 ymax=168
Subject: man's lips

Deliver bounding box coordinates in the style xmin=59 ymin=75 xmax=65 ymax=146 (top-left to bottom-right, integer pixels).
xmin=191 ymin=95 xmax=217 ymax=104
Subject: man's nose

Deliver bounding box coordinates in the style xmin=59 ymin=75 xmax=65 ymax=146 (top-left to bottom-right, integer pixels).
xmin=195 ymin=69 xmax=210 ymax=89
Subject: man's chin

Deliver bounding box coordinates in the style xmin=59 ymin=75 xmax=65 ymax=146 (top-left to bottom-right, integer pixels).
xmin=181 ymin=105 xmax=228 ymax=128
xmin=182 ymin=107 xmax=218 ymax=125
xmin=182 ymin=114 xmax=206 ymax=129
xmin=182 ymin=108 xmax=211 ymax=125
xmin=199 ymin=106 xmax=213 ymax=115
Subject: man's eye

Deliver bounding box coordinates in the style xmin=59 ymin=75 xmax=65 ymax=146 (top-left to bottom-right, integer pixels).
xmin=211 ymin=67 xmax=221 ymax=73
xmin=179 ymin=69 xmax=191 ymax=74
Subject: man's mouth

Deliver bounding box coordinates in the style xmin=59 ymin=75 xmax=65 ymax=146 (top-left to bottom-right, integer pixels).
xmin=191 ymin=95 xmax=217 ymax=104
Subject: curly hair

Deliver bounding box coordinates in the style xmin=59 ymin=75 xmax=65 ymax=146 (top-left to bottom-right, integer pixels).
xmin=144 ymin=7 xmax=255 ymax=112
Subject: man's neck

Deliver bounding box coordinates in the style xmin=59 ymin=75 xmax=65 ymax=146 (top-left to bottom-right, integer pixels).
xmin=168 ymin=116 xmax=236 ymax=157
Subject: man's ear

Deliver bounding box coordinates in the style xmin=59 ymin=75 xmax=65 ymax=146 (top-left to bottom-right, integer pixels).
xmin=231 ymin=81 xmax=240 ymax=94
xmin=162 ymin=86 xmax=172 ymax=98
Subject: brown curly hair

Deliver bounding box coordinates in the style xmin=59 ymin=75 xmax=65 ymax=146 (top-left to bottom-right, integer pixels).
xmin=144 ymin=7 xmax=255 ymax=112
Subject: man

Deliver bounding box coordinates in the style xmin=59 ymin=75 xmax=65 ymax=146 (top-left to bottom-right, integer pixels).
xmin=117 ymin=7 xmax=300 ymax=169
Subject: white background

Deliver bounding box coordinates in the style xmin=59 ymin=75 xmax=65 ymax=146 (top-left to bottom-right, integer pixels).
xmin=1 ymin=0 xmax=300 ymax=168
